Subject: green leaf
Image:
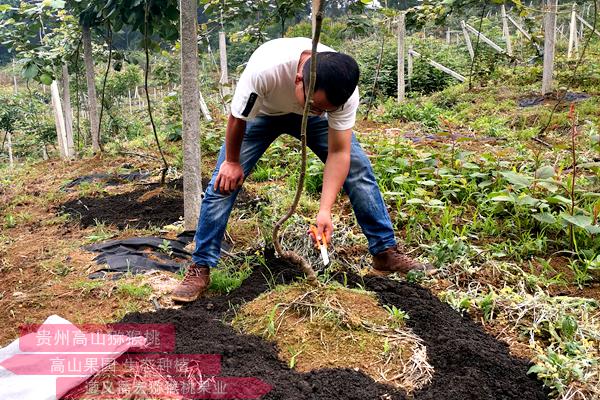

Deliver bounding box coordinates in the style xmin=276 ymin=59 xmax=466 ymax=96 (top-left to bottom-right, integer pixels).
xmin=427 ymin=199 xmax=444 ymax=207
xmin=560 ymin=213 xmax=592 ymax=229
xmin=39 ymin=73 xmax=52 ymax=85
xmin=500 ymin=171 xmax=532 ymax=189
xmin=585 ymin=225 xmax=600 ymax=235
xmin=406 ymin=198 xmax=425 ymax=205
xmin=527 ymin=364 xmax=545 ymax=375
xmin=516 ymin=195 xmax=540 ymax=207
xmin=548 ymin=195 xmax=572 ymax=206
xmin=537 ymin=181 xmax=558 ymax=193
xmin=417 ymin=180 xmax=436 ymax=186
xmin=560 ymin=316 xmax=577 ymax=340
xmin=491 ymin=195 xmax=515 ymax=202
xmin=532 ymin=212 xmax=556 ymax=224
xmin=534 ymin=165 xmax=555 ymax=179
xmin=22 ymin=63 xmax=38 ymax=80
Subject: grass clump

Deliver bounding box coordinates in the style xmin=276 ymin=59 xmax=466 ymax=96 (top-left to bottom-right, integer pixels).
xmin=232 ymin=283 xmax=433 ymax=393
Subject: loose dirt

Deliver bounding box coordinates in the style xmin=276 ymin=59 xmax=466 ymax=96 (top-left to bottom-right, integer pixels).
xmin=116 ymin=260 xmax=548 ymax=400
xmin=60 ymin=178 xmax=260 ymax=229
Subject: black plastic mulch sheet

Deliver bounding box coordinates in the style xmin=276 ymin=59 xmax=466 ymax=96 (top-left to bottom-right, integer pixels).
xmin=518 ymin=92 xmax=591 ymax=107
xmin=84 ymin=232 xmax=195 ymax=279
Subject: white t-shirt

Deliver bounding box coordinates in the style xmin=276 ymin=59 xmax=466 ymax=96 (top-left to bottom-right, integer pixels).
xmin=230 ymin=37 xmax=359 ymax=131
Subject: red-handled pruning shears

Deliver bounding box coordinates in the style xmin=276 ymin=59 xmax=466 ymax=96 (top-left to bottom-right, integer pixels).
xmin=309 ymin=226 xmax=330 ymax=266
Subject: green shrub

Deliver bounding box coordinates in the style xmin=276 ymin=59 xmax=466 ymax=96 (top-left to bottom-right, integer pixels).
xmin=374 ymin=98 xmax=443 ymax=130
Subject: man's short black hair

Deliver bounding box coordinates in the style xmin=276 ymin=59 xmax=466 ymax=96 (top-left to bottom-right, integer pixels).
xmin=302 ymin=52 xmax=359 ymax=107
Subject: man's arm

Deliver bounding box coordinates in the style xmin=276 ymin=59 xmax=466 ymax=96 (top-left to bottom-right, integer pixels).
xmin=214 ymin=114 xmax=246 ymax=194
xmin=316 ymin=127 xmax=352 ymax=242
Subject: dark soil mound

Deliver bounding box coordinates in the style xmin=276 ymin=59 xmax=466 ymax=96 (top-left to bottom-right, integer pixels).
xmin=361 ymin=276 xmax=547 ymax=400
xmin=117 ymin=260 xmax=547 ymax=400
xmin=60 ymin=179 xmax=260 ymax=229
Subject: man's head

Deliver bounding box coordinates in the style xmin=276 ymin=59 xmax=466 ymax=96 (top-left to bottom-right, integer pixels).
xmin=294 ymin=51 xmax=359 ymax=114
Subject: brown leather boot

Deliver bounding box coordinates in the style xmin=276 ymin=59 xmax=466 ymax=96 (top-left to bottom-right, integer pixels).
xmin=371 ymin=247 xmax=437 ymax=276
xmin=171 ymin=264 xmax=211 ymax=302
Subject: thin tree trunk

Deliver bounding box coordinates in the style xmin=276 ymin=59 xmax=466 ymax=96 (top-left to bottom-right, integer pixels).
xmin=82 ymin=24 xmax=100 ymax=153
xmin=61 ymin=64 xmax=75 ymax=157
xmin=180 ymin=0 xmax=202 ymax=231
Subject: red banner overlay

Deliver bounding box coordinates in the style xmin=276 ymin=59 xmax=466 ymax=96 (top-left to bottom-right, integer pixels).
xmin=19 ymin=323 xmax=175 ymax=352
xmin=1 ymin=354 xmax=221 ymax=376
xmin=58 ymin=377 xmax=272 ymax=399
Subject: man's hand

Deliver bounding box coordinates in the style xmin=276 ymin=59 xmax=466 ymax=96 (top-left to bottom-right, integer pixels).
xmin=214 ymin=161 xmax=244 ymax=194
xmin=313 ymin=210 xmax=333 ymax=244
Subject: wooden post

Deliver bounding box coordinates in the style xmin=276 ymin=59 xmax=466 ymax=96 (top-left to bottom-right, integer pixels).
xmin=461 ymin=21 xmax=475 ymax=59
xmin=407 ymin=44 xmax=413 ymax=89
xmin=218 ymin=31 xmax=230 ymax=114
xmin=501 ymin=5 xmax=513 ymax=56
xmin=50 ymin=81 xmax=69 ymax=158
xmin=446 ymin=27 xmax=451 ymax=44
xmin=199 ymin=89 xmax=212 ymax=121
xmin=135 ymin=86 xmax=142 ymax=107
xmin=568 ymin=3 xmax=578 ymax=59
xmin=61 ymin=64 xmax=75 ymax=158
xmin=542 ymin=0 xmax=558 ymax=95
xmin=7 ymin=131 xmax=14 ymax=169
xmin=128 ymin=90 xmax=133 ymax=113
xmin=409 ymin=49 xmax=466 ymax=82
xmin=464 ymin=22 xmax=505 ymax=53
xmin=576 ymin=14 xmax=600 ymax=38
xmin=507 ymin=15 xmax=532 ymax=40
xmin=12 ymin=59 xmax=18 ymax=95
xmin=397 ymin=13 xmax=406 ymax=102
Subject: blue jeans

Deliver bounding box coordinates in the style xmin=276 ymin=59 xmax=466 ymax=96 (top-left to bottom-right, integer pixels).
xmin=192 ymin=114 xmax=397 ymax=267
